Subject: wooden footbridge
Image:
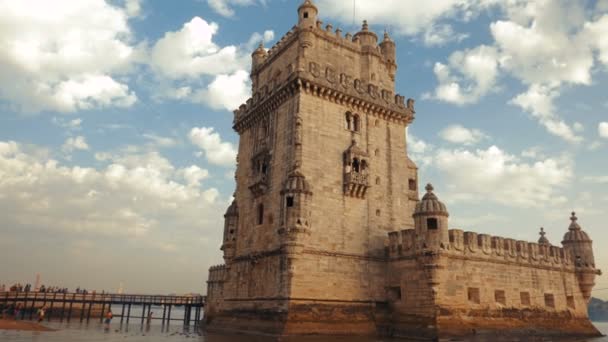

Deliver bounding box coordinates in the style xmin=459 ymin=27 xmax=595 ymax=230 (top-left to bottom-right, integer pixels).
xmin=1 ymin=291 xmax=205 ymax=326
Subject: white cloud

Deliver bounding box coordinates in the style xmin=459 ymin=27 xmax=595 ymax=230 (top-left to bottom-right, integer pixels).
xmin=189 ymin=127 xmax=237 ymax=167
xmin=423 ymin=24 xmax=469 ymax=46
xmin=0 ymin=141 xmax=223 ymax=239
xmin=439 ymin=124 xmax=487 ymax=145
xmin=62 ymin=136 xmax=89 ymax=153
xmin=150 ymin=17 xmax=242 ymax=79
xmin=407 ymin=133 xmax=433 ymax=168
xmin=206 ymin=0 xmax=260 ymax=18
xmin=600 ymin=122 xmax=608 ymax=139
xmin=429 ymin=45 xmax=499 ymax=105
xmin=0 ymin=0 xmax=138 ymax=113
xmin=149 ymin=16 xmax=273 ymax=111
xmin=317 ymin=0 xmax=495 ymax=40
xmin=426 ymin=1 xmax=608 ymax=142
xmin=434 ymin=145 xmax=572 ymax=207
xmin=52 ymin=117 xmax=82 ymax=131
xmin=142 ymin=133 xmax=177 ymax=147
xmin=192 ymin=70 xmax=250 ymax=111
xmin=510 ymin=85 xmax=582 ymax=143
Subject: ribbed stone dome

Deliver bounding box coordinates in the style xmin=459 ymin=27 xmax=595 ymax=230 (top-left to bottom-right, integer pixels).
xmin=298 ymin=0 xmax=317 ymax=12
xmin=538 ymin=227 xmax=550 ymax=245
xmin=282 ymin=169 xmax=312 ymax=194
xmin=224 ymin=200 xmax=238 ymax=217
xmin=413 ymin=183 xmax=449 ymax=217
xmin=562 ymin=212 xmax=591 ymax=242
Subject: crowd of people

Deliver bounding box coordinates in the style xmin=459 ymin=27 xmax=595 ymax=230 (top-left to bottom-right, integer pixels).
xmin=0 ymin=283 xmax=102 ymax=295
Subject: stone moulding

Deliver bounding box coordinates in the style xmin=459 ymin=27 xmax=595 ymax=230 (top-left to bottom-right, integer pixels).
xmin=233 ymin=75 xmax=414 ymax=133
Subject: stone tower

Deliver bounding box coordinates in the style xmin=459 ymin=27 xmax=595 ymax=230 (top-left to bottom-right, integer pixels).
xmin=205 ymin=0 xmax=418 ymax=335
xmin=562 ymin=212 xmax=598 ymax=302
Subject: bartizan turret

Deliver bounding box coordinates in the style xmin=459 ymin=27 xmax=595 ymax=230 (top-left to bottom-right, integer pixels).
xmin=562 ymin=212 xmax=602 ymax=302
xmin=221 ymin=200 xmax=238 ymax=261
xmin=279 ymin=167 xmax=313 ymax=252
xmin=297 ymin=0 xmax=318 ymax=29
xmin=251 ymin=43 xmax=267 ymax=72
xmin=379 ymin=31 xmax=397 ymax=80
xmin=413 ymin=184 xmax=449 ymax=251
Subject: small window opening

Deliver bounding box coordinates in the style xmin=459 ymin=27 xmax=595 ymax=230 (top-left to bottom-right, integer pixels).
xmin=229 ymin=229 xmax=234 ymax=234
xmin=468 ymin=288 xmax=480 ymax=304
xmin=361 ymin=159 xmax=368 ymax=171
xmin=495 ymin=290 xmax=506 ymax=305
xmin=388 ymin=286 xmax=401 ymax=301
xmin=375 ymin=177 xmax=381 ymax=185
xmin=520 ymin=292 xmax=531 ymax=306
xmin=303 ymin=12 xmax=309 ymax=18
xmin=544 ymin=294 xmax=555 ymax=308
xmin=374 ymin=149 xmax=380 ymax=156
xmin=353 ymin=115 xmax=360 ymax=132
xmin=257 ymin=203 xmax=264 ymax=225
xmin=286 ymin=196 xmax=294 ymax=208
xmin=376 ymin=209 xmax=381 ymax=217
xmin=345 ymin=112 xmax=352 ymax=130
xmin=567 ymin=295 xmax=575 ymax=309
xmin=352 ymin=158 xmax=360 ymax=173
xmin=408 ymin=179 xmax=417 ymax=191
xmin=427 ymin=218 xmax=438 ymax=230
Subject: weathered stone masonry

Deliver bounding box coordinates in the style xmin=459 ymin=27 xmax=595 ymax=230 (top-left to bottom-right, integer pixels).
xmin=204 ymin=1 xmax=602 ymax=339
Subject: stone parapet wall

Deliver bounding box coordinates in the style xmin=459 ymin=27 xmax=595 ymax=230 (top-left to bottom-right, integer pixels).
xmin=388 ymin=229 xmax=577 ymax=270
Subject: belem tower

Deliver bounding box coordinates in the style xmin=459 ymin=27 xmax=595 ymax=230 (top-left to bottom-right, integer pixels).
xmin=204 ymin=1 xmax=603 ymax=339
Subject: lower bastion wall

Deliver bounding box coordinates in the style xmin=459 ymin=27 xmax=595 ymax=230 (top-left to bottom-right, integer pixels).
xmin=387 ymin=228 xmax=600 ymax=337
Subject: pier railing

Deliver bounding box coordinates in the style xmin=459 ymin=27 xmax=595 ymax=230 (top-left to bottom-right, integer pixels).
xmin=0 ymin=291 xmax=205 ymax=326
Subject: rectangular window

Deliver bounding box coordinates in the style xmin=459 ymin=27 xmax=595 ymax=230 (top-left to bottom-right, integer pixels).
xmin=520 ymin=292 xmax=531 ymax=306
xmin=388 ymin=286 xmax=402 ymax=301
xmin=427 ymin=218 xmax=439 ymax=230
xmin=257 ymin=204 xmax=264 ymax=225
xmin=408 ymin=179 xmax=417 ymax=191
xmin=286 ymin=196 xmax=294 ymax=207
xmin=495 ymin=290 xmax=506 ymax=305
xmin=468 ymin=287 xmax=480 ymax=304
xmin=544 ymin=294 xmax=555 ymax=308
xmin=567 ymin=295 xmax=575 ymax=309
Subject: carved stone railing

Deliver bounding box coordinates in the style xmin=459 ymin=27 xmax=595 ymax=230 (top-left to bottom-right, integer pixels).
xmin=344 ymin=171 xmax=369 ymax=198
xmin=249 ymin=174 xmax=268 ymax=197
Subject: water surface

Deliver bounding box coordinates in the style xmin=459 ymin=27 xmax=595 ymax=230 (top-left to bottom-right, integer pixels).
xmin=2 ymin=317 xmax=608 ymax=341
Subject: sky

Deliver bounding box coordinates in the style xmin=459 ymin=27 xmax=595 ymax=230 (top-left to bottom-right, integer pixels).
xmin=0 ymin=0 xmax=607 ymax=298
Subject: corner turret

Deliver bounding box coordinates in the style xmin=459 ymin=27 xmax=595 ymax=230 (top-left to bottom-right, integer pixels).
xmin=379 ymin=31 xmax=397 ymax=80
xmin=297 ymin=0 xmax=318 ymax=29
xmin=221 ymin=200 xmax=239 ymax=261
xmin=251 ymin=43 xmax=267 ymax=72
xmin=562 ymin=212 xmax=601 ymax=302
xmin=413 ymin=184 xmax=449 ymax=251
xmin=279 ymin=168 xmax=313 ymax=252
xmin=353 ymin=20 xmax=378 ymax=47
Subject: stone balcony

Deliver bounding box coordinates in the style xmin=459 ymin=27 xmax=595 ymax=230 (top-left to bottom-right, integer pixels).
xmin=344 ymin=171 xmax=369 ymax=198
xmin=249 ymin=173 xmax=268 ymax=197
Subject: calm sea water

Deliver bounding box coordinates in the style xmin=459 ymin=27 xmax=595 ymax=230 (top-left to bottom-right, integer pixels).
xmin=2 ymin=308 xmax=608 ymax=342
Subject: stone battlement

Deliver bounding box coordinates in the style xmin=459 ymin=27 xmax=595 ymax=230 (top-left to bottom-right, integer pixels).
xmin=388 ymin=229 xmax=580 ymax=269
xmin=207 ymin=264 xmax=227 ymax=283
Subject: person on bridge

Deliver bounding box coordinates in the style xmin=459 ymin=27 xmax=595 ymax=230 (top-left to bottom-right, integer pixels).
xmin=104 ymin=310 xmax=113 ymax=325
xmin=37 ymin=306 xmax=46 ymax=323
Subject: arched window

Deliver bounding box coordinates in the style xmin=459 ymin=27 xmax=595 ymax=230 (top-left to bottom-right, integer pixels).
xmin=352 ymin=158 xmax=360 ymax=173
xmin=427 ymin=218 xmax=438 ymax=230
xmin=345 ymin=112 xmax=352 ymax=130
xmin=353 ymin=114 xmax=360 ymax=132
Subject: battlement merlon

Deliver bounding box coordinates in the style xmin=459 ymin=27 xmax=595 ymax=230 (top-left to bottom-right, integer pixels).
xmin=388 ymin=229 xmax=579 ymax=269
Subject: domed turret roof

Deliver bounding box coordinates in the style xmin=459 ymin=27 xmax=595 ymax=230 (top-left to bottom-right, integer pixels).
xmin=298 ymin=0 xmax=318 ymax=12
xmin=562 ymin=212 xmax=591 ymax=243
xmin=252 ymin=43 xmax=267 ymax=57
xmin=538 ymin=227 xmax=550 ymax=245
xmin=413 ymin=183 xmax=449 ymax=217
xmin=224 ymin=200 xmax=238 ymax=217
xmin=282 ymin=168 xmax=312 ymax=194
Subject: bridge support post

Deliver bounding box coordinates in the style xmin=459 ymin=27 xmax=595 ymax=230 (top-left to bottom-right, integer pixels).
xmin=60 ymin=293 xmax=66 ymax=322
xmin=29 ymin=293 xmax=37 ymax=320
xmin=126 ymin=303 xmax=131 ymax=324
xmin=67 ymin=293 xmax=75 ymax=322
